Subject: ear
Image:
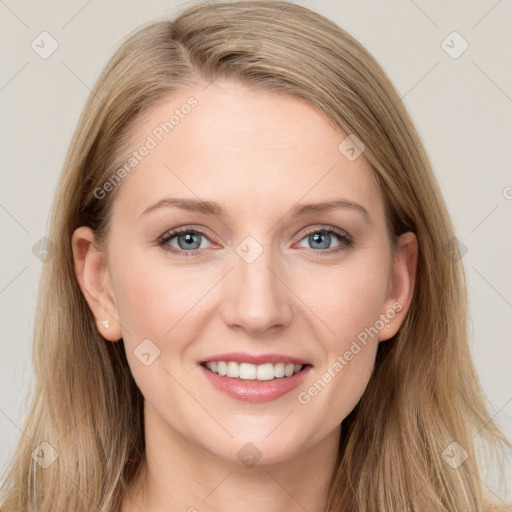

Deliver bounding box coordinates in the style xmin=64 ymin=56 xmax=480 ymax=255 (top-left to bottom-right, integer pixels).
xmin=71 ymin=226 xmax=123 ymax=342
xmin=379 ymin=231 xmax=418 ymax=342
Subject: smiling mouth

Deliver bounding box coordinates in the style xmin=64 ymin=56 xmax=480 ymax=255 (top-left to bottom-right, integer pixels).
xmin=201 ymin=361 xmax=310 ymax=381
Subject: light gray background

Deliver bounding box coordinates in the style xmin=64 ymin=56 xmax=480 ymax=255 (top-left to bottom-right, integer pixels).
xmin=1 ymin=0 xmax=511 ymax=500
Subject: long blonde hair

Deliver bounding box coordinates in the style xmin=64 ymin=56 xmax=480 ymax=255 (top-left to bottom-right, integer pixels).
xmin=1 ymin=1 xmax=509 ymax=510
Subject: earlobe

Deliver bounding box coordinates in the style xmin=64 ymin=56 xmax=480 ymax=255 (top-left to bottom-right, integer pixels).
xmin=379 ymin=231 xmax=418 ymax=342
xmin=71 ymin=226 xmax=123 ymax=342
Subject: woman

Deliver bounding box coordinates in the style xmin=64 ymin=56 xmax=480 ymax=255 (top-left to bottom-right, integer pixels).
xmin=0 ymin=1 xmax=509 ymax=511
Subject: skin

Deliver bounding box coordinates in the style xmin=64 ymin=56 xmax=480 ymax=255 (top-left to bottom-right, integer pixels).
xmin=72 ymin=81 xmax=417 ymax=512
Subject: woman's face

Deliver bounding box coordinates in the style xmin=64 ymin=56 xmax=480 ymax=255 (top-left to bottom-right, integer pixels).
xmin=74 ymin=81 xmax=416 ymax=465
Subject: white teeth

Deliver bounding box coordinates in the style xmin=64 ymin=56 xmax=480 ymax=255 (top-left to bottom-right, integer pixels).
xmin=226 ymin=361 xmax=239 ymax=378
xmin=274 ymin=362 xmax=285 ymax=378
xmin=217 ymin=361 xmax=227 ymax=376
xmin=239 ymin=362 xmax=257 ymax=380
xmin=284 ymin=363 xmax=295 ymax=377
xmin=256 ymin=363 xmax=274 ymax=381
xmin=204 ymin=361 xmax=304 ymax=380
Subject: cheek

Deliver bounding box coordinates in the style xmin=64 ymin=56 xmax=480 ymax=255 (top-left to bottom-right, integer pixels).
xmin=296 ymin=258 xmax=389 ymax=344
xmin=113 ymin=241 xmax=389 ymax=348
xmin=111 ymin=248 xmax=206 ymax=337
xmin=109 ymin=252 xmax=204 ymax=400
xmin=292 ymin=258 xmax=387 ymax=422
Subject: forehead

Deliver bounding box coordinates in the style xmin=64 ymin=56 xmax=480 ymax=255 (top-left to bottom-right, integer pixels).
xmin=111 ymin=82 xmax=383 ymax=222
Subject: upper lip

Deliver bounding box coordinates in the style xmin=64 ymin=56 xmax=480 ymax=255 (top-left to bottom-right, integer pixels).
xmin=199 ymin=351 xmax=311 ymax=366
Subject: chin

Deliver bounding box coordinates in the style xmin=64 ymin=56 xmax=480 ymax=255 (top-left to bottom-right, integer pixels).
xmin=203 ymin=435 xmax=304 ymax=467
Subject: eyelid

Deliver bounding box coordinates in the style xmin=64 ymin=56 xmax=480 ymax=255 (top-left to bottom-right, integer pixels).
xmin=298 ymin=224 xmax=351 ymax=240
xmin=158 ymin=225 xmax=216 ymax=244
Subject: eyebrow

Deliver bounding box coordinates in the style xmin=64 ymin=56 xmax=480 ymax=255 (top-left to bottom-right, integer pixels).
xmin=140 ymin=197 xmax=370 ymax=221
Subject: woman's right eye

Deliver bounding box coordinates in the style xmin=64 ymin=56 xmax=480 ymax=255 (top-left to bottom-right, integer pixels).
xmin=158 ymin=228 xmax=214 ymax=256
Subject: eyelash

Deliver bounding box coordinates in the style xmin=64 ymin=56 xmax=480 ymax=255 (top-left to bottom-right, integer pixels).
xmin=157 ymin=225 xmax=353 ymax=258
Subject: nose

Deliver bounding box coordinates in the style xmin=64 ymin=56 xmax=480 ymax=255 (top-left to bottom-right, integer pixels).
xmin=221 ymin=238 xmax=294 ymax=335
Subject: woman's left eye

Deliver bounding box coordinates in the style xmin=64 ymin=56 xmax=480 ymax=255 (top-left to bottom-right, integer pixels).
xmin=296 ymin=227 xmax=352 ymax=253
xmin=158 ymin=226 xmax=352 ymax=257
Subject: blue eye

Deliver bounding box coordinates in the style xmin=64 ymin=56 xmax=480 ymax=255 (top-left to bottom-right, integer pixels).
xmin=159 ymin=227 xmax=212 ymax=256
xmin=297 ymin=227 xmax=351 ymax=252
xmin=158 ymin=226 xmax=352 ymax=257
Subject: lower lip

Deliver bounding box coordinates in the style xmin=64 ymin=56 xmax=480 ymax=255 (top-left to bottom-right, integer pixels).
xmin=199 ymin=364 xmax=312 ymax=403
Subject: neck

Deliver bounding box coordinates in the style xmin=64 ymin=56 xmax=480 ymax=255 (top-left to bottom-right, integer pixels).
xmin=120 ymin=401 xmax=340 ymax=512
